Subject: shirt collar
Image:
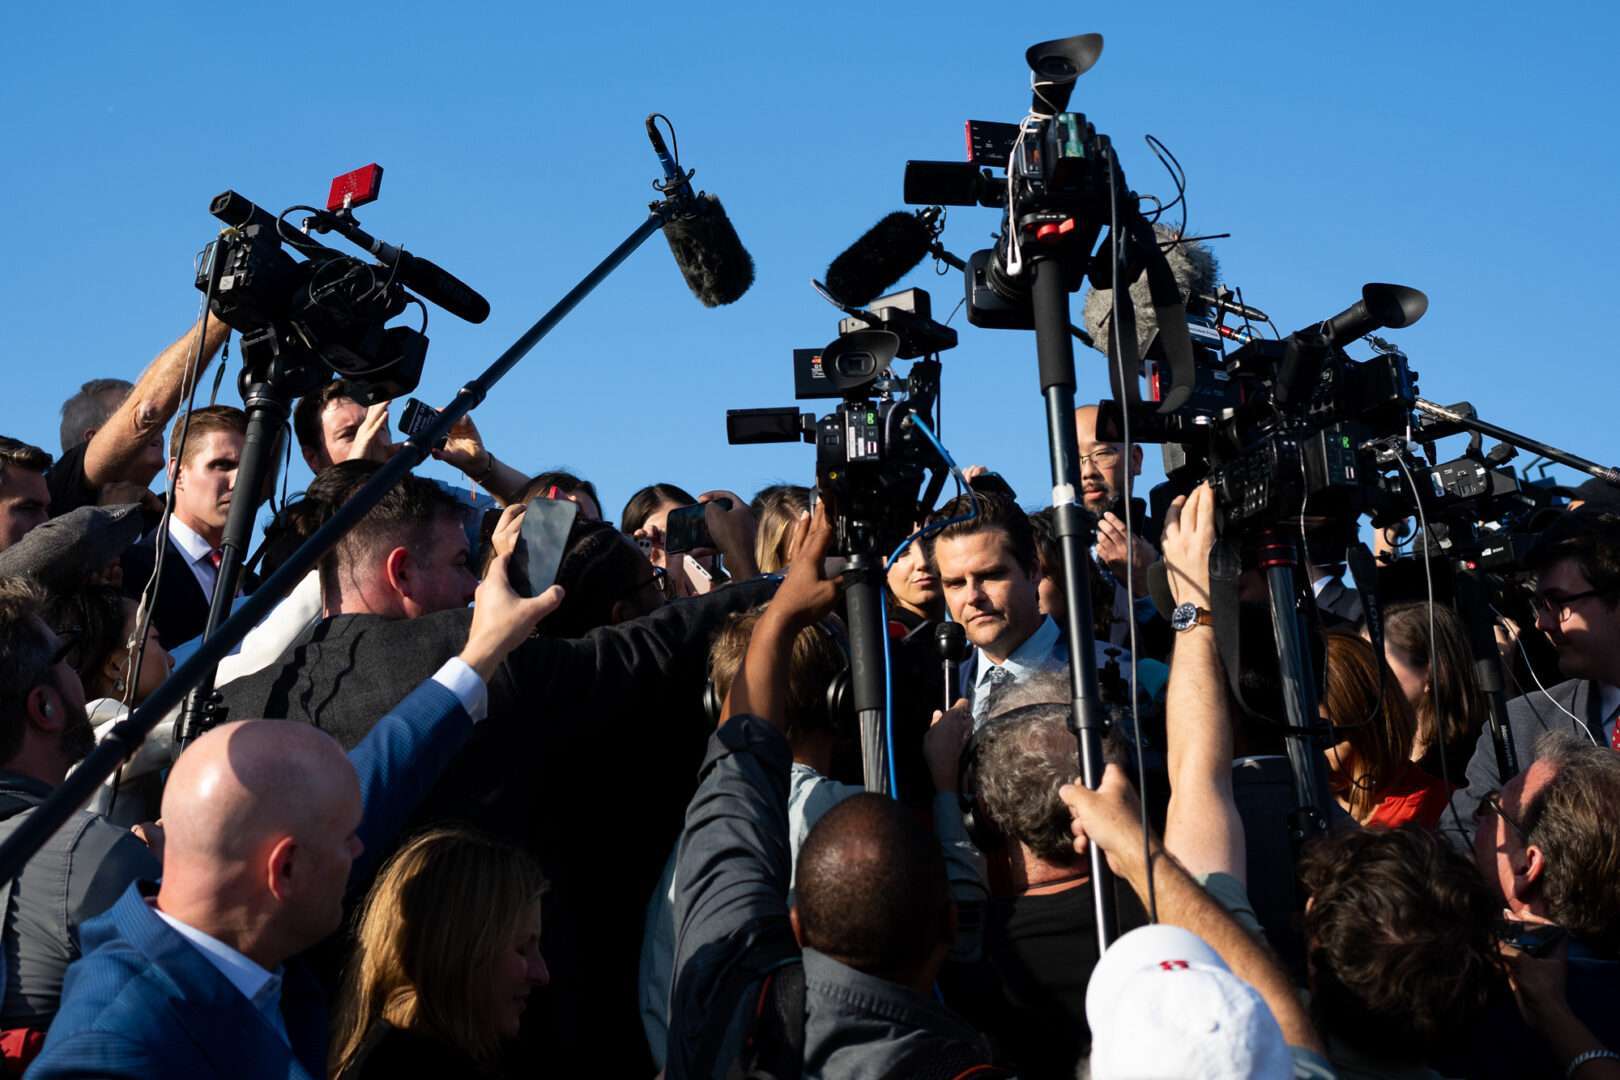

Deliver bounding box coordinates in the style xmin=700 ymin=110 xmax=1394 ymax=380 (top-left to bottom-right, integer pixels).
xmin=151 ymin=905 xmax=280 ymax=1004
xmin=166 ymin=516 xmax=215 ymax=564
xmin=976 ymin=614 xmax=1060 ymax=691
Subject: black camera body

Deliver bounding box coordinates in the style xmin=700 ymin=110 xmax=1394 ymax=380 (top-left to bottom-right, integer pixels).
xmin=726 ymin=290 xmax=952 ymax=557
xmin=197 ymin=189 xmax=427 ymax=404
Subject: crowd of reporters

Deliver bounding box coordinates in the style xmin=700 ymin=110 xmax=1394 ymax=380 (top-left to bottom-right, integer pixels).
xmin=0 ymin=313 xmax=1614 ymax=1078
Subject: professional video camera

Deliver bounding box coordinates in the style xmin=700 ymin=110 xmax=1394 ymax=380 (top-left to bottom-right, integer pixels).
xmin=1101 ymin=283 xmax=1429 ymax=537
xmin=726 ymin=286 xmax=955 ymax=557
xmin=196 ymin=164 xmax=489 ymax=404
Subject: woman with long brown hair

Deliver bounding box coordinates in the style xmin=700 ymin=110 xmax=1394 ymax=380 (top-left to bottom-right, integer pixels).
xmin=331 ymin=828 xmax=550 ymax=1079
xmin=1380 ymin=601 xmax=1488 ymax=784
xmin=1321 ymin=631 xmax=1451 ymax=828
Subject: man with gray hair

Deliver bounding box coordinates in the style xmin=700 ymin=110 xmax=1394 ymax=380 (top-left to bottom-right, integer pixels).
xmin=936 ymin=671 xmax=1145 ymax=1078
xmin=47 ymin=317 xmax=228 ymax=518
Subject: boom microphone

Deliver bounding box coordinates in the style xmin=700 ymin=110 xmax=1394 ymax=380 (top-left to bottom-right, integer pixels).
xmin=823 ymin=209 xmax=939 ymax=308
xmin=646 ymin=114 xmax=755 ymax=307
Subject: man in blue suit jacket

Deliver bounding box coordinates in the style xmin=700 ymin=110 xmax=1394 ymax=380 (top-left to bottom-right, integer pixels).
xmin=27 ymin=537 xmax=564 ymax=1080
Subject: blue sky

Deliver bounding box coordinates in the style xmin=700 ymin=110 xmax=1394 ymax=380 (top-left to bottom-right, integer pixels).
xmin=3 ymin=3 xmax=1615 ymax=523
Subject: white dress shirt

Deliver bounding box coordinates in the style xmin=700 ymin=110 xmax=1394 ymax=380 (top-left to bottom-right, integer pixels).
xmin=165 ymin=515 xmax=222 ymax=600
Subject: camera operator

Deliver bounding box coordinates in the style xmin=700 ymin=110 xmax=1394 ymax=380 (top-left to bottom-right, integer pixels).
xmin=666 ymin=505 xmax=1005 ymax=1079
xmin=291 ymin=380 xmax=529 ymax=505
xmin=46 ymin=317 xmax=229 ymax=518
xmin=1449 ymin=510 xmax=1620 ymax=851
xmin=0 ymin=439 xmax=53 ymax=554
xmin=117 ymin=405 xmax=250 ymax=649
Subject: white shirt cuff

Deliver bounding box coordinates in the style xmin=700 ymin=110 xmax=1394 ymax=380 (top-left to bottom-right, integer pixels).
xmin=430 ymin=657 xmax=489 ymax=724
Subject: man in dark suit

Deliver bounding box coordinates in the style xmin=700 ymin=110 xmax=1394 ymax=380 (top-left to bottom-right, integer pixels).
xmin=27 ymin=545 xmax=566 ymax=1079
xmin=215 ymin=462 xmax=773 ymax=1074
xmin=120 ymin=405 xmax=251 ymax=649
xmin=1447 ymin=509 xmax=1620 ymax=851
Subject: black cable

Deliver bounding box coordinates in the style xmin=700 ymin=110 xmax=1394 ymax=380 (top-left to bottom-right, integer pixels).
xmin=1107 ymin=145 xmax=1156 ymax=924
xmin=1393 ymin=452 xmax=1469 ymax=837
xmin=1143 ymin=135 xmax=1187 ymax=242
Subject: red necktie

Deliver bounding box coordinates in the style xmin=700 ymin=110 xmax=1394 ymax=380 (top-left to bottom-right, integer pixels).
xmin=208 ymin=549 xmax=223 ymax=570
xmin=1610 ymin=709 xmax=1619 ymax=751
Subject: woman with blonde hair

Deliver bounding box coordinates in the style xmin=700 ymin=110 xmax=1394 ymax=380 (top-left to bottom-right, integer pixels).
xmin=331 ymin=828 xmax=550 ymax=1079
xmin=750 ymin=483 xmax=811 ymax=573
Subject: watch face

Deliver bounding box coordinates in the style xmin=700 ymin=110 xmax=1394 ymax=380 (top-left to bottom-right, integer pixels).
xmin=1172 ymin=602 xmax=1197 ymax=631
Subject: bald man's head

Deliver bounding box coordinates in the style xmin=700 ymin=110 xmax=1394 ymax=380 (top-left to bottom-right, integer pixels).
xmin=159 ymin=720 xmax=363 ymax=959
xmin=794 ymin=793 xmax=952 ymax=985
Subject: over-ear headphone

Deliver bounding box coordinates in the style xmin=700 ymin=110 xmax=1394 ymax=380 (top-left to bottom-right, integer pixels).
xmin=703 ymin=664 xmax=856 ymax=737
xmin=957 ymin=722 xmax=1005 ymax=853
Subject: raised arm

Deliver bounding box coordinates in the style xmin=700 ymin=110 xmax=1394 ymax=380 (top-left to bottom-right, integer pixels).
xmin=1060 ymin=765 xmax=1325 ymax=1056
xmin=1159 ymin=483 xmax=1244 ymax=883
xmin=82 ymin=317 xmax=230 ymax=488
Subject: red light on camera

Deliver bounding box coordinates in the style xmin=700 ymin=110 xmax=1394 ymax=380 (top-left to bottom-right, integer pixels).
xmin=326 ymin=164 xmax=384 ymax=211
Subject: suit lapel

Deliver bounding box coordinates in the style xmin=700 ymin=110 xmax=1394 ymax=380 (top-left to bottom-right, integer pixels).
xmin=113 ymin=887 xmax=320 ymax=1080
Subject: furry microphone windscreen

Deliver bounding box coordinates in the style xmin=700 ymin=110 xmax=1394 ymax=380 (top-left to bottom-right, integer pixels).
xmin=1081 ymin=228 xmax=1219 ymax=359
xmin=662 ymin=193 xmax=755 ymax=307
xmin=823 ymin=211 xmax=936 ymax=308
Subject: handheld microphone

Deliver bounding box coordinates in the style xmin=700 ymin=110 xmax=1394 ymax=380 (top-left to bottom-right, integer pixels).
xmin=310 ymin=211 xmax=491 ymax=324
xmin=1197 ymin=290 xmax=1268 ymax=325
xmin=646 ymin=114 xmax=755 ymax=307
xmin=823 ymin=208 xmax=940 ymax=308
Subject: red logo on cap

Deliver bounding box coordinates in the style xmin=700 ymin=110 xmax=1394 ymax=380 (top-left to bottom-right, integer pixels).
xmin=1158 ymin=960 xmax=1190 ymax=970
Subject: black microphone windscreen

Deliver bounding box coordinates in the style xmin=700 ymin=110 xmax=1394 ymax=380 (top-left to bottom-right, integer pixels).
xmin=1146 ymin=560 xmax=1176 ymax=620
xmin=824 ymin=211 xmax=935 ymax=308
xmin=662 ymin=193 xmax=755 ymax=307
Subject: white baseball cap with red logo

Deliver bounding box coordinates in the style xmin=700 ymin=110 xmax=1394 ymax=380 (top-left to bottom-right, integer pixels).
xmin=1084 ymin=924 xmax=1294 ymax=1079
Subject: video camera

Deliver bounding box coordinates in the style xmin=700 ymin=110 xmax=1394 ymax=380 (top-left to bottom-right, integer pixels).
xmin=196 ymin=164 xmax=488 ymax=404
xmin=1099 ymin=283 xmax=1430 ymax=538
xmin=726 ymin=286 xmax=955 ymax=556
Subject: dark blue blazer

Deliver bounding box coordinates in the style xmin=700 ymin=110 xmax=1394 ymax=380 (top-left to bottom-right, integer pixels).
xmin=26 ymin=676 xmax=474 ymax=1080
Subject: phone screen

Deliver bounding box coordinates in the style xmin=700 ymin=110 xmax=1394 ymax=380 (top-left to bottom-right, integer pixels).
xmin=509 ymin=498 xmax=579 ymax=598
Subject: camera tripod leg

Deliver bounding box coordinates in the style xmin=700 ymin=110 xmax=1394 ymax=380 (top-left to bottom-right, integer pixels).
xmin=1453 ymin=569 xmax=1520 ymax=781
xmin=176 ymin=377 xmax=293 ymax=748
xmin=1030 ymin=255 xmax=1119 ymax=950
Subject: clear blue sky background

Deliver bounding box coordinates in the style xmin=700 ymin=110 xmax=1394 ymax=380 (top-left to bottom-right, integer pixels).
xmin=3 ymin=3 xmax=1615 ymax=524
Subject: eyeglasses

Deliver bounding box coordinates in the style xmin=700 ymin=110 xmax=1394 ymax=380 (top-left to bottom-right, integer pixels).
xmin=1475 ymin=790 xmax=1528 ymax=840
xmin=1079 ymin=446 xmax=1121 ymax=469
xmin=1530 ymin=587 xmax=1610 ymax=621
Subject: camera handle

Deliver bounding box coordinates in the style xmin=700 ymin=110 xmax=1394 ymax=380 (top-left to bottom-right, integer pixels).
xmin=1029 ymin=253 xmax=1119 ymax=949
xmin=0 ymin=205 xmax=679 ymax=890
xmin=1255 ymin=530 xmax=1334 ymax=844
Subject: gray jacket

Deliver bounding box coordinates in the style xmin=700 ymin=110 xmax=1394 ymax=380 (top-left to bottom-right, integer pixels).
xmin=666 ymin=714 xmax=998 ymax=1079
xmin=0 ymin=770 xmax=159 ymax=1027
xmin=1442 ymin=678 xmax=1599 ymax=852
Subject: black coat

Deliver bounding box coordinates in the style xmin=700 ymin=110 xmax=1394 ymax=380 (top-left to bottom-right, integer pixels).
xmin=215 ymin=577 xmax=775 ymax=1076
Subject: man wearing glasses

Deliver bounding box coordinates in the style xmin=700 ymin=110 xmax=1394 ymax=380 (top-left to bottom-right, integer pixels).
xmin=1448 ymin=509 xmax=1620 ymax=851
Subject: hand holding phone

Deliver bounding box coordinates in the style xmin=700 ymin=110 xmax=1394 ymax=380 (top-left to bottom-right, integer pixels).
xmin=508 ymin=497 xmax=578 ymax=598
